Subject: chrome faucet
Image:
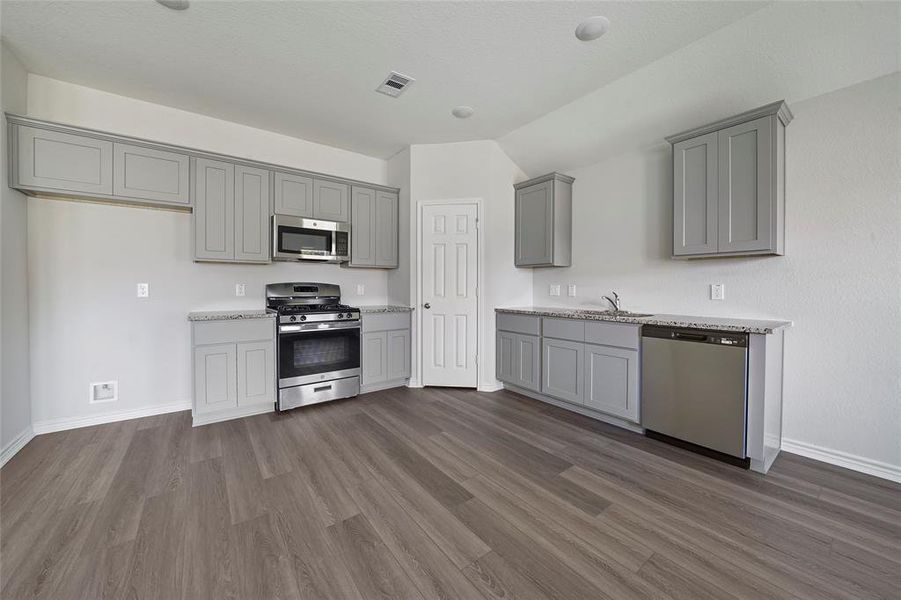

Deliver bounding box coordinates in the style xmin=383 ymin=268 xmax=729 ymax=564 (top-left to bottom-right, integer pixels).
xmin=602 ymin=291 xmax=621 ymax=312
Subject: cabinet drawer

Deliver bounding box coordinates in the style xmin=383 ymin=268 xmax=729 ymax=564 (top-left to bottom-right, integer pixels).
xmin=496 ymin=313 xmax=540 ymax=336
xmin=193 ymin=319 xmax=274 ymax=345
xmin=585 ymin=321 xmax=640 ymax=350
xmin=542 ymin=317 xmax=585 ymax=342
xmin=362 ymin=312 xmax=411 ymax=333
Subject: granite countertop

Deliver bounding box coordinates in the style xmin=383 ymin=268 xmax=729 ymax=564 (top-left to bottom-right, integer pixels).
xmin=187 ymin=309 xmax=275 ymax=322
xmin=495 ymin=306 xmax=791 ymax=334
xmin=357 ymin=305 xmax=414 ymax=313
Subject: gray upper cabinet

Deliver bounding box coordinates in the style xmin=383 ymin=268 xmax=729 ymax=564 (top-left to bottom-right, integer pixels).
xmin=673 ymin=132 xmax=717 ymax=256
xmin=514 ymin=173 xmax=573 ymax=267
xmin=194 ymin=158 xmax=235 ymax=261
xmin=234 ymin=165 xmax=271 ymax=263
xmin=349 ymin=186 xmax=398 ymax=269
xmin=375 ymin=190 xmax=398 ymax=267
xmin=667 ymin=101 xmax=791 ymax=258
xmin=313 ymin=179 xmax=349 ymax=222
xmin=15 ymin=125 xmax=113 ymax=196
xmin=113 ymin=142 xmax=190 ymax=206
xmin=274 ymin=171 xmax=313 ymax=217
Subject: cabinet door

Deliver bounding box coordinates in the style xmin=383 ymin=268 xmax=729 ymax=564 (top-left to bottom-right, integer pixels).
xmin=274 ymin=172 xmax=313 ymax=217
xmin=194 ymin=343 xmax=237 ymax=415
xmin=313 ymin=179 xmax=350 ymax=222
xmin=375 ymin=190 xmax=398 ymax=267
xmin=386 ymin=329 xmax=411 ymax=380
xmin=514 ymin=334 xmax=541 ymax=392
xmin=673 ymin=132 xmax=717 ymax=256
xmin=350 ymin=186 xmax=376 ymax=266
xmin=234 ymin=165 xmax=271 ymax=262
xmin=496 ymin=330 xmax=517 ymax=384
xmin=16 ymin=125 xmax=113 ymax=195
xmin=584 ymin=344 xmax=639 ymax=422
xmin=237 ymin=340 xmax=275 ymax=407
xmin=541 ymin=338 xmax=583 ymax=404
xmin=515 ymin=180 xmax=554 ymax=266
xmin=194 ymin=158 xmax=235 ymax=260
xmin=113 ymin=142 xmax=190 ymax=206
xmin=717 ymin=116 xmax=774 ymax=253
xmin=361 ymin=331 xmax=388 ymax=386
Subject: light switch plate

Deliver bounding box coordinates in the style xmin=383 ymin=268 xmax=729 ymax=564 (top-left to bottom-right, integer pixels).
xmin=549 ymin=284 xmax=561 ymax=297
xmin=136 ymin=283 xmax=149 ymax=298
xmin=711 ymin=283 xmax=725 ymax=301
xmin=356 ymin=284 xmax=365 ymax=296
xmin=567 ymin=284 xmax=577 ymax=297
xmin=235 ymin=283 xmax=246 ymax=297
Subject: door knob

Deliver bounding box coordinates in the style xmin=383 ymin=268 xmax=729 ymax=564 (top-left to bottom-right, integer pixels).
xmin=424 ymin=303 xmax=431 ymax=309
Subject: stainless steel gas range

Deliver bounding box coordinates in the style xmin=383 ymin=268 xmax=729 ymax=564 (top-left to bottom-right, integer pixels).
xmin=265 ymin=282 xmax=360 ymax=411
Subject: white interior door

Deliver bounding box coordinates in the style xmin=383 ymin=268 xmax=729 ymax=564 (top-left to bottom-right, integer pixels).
xmin=421 ymin=203 xmax=478 ymax=387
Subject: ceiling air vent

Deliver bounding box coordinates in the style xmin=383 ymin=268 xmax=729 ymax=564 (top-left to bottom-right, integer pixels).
xmin=376 ymin=72 xmax=415 ymax=98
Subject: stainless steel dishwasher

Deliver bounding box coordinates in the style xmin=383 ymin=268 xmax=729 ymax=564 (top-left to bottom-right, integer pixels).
xmin=641 ymin=326 xmax=749 ymax=466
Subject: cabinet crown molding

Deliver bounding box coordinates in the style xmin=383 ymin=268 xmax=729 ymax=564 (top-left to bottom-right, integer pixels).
xmin=664 ymin=100 xmax=793 ymax=145
xmin=514 ymin=171 xmax=575 ymax=190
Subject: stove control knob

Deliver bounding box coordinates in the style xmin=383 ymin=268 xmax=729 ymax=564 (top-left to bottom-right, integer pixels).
xmin=346 ymin=313 xmax=354 ymax=319
xmin=337 ymin=313 xmax=344 ymax=319
xmin=299 ymin=315 xmax=307 ymax=321
xmin=289 ymin=316 xmax=297 ymax=322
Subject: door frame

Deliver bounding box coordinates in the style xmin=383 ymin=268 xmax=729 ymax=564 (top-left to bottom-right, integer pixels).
xmin=416 ymin=198 xmax=485 ymax=390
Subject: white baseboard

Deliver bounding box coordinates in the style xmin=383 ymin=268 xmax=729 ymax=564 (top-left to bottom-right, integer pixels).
xmin=32 ymin=401 xmax=192 ymax=435
xmin=478 ymin=381 xmax=504 ymax=393
xmin=1 ymin=425 xmax=35 ymax=467
xmin=781 ymin=438 xmax=901 ymax=484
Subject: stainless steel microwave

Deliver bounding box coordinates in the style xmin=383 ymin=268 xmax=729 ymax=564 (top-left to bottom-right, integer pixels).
xmin=272 ymin=215 xmax=350 ymax=263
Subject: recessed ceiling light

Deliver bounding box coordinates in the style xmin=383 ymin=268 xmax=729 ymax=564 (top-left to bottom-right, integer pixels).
xmin=575 ymin=16 xmax=610 ymax=41
xmin=452 ymin=106 xmax=475 ymax=119
xmin=156 ymin=0 xmax=190 ymax=10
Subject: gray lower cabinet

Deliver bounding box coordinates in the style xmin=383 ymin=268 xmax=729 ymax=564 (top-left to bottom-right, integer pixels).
xmin=15 ymin=125 xmax=113 ymax=196
xmin=361 ymin=311 xmax=411 ymax=391
xmin=194 ymin=159 xmax=271 ymax=263
xmin=194 ymin=158 xmax=235 ymax=261
xmin=191 ymin=318 xmax=276 ymax=425
xmin=234 ymin=165 xmax=270 ymax=262
xmin=349 ymin=186 xmax=399 ymax=268
xmin=584 ymin=343 xmax=639 ymax=422
xmin=541 ymin=338 xmax=583 ymax=404
xmin=667 ymin=101 xmax=791 ymax=258
xmin=496 ymin=331 xmax=540 ymax=392
xmin=514 ymin=173 xmax=573 ymax=267
xmin=274 ymin=171 xmax=313 ymax=217
xmin=113 ymin=142 xmax=190 ymax=207
xmin=313 ymin=179 xmax=349 ymax=222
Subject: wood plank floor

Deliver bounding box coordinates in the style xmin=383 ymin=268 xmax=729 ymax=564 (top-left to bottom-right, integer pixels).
xmin=2 ymin=386 xmax=900 ymax=600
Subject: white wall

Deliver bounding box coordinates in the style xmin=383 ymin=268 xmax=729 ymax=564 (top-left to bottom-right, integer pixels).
xmin=530 ymin=73 xmax=901 ymax=470
xmin=24 ymin=76 xmax=391 ymax=427
xmin=1 ymin=42 xmax=32 ymax=458
xmin=407 ymin=141 xmax=532 ymax=390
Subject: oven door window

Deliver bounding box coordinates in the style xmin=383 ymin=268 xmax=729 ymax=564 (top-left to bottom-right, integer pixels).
xmin=279 ymin=328 xmax=360 ymax=379
xmin=278 ymin=226 xmax=332 ymax=255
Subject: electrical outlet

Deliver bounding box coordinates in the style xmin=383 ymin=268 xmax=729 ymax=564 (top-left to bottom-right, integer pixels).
xmin=90 ymin=381 xmax=117 ymax=404
xmin=356 ymin=284 xmax=365 ymax=296
xmin=567 ymin=284 xmax=577 ymax=297
xmin=235 ymin=283 xmax=246 ymax=297
xmin=136 ymin=283 xmax=149 ymax=298
xmin=711 ymin=283 xmax=725 ymax=301
xmin=549 ymin=284 xmax=561 ymax=297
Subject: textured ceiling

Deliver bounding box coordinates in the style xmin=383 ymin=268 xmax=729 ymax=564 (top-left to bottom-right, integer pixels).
xmin=0 ymin=1 xmax=766 ymax=158
xmin=497 ymin=1 xmax=901 ymax=175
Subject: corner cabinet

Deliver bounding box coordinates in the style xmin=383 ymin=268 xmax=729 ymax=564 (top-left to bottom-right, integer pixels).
xmin=667 ymin=100 xmax=792 ymax=258
xmin=361 ymin=311 xmax=411 ymax=393
xmin=349 ymin=186 xmax=398 ymax=268
xmin=191 ymin=317 xmax=276 ymax=426
xmin=513 ymin=173 xmax=573 ymax=267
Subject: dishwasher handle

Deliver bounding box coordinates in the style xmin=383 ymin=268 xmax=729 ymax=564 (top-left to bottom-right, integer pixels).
xmin=673 ymin=331 xmax=708 ymax=342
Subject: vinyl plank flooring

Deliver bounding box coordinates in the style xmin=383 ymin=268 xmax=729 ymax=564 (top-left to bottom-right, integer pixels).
xmin=3 ymin=389 xmax=899 ymax=600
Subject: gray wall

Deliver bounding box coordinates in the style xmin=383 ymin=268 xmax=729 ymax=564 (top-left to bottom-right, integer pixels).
xmin=1 ymin=42 xmax=32 ymax=453
xmin=531 ymin=73 xmax=901 ymax=470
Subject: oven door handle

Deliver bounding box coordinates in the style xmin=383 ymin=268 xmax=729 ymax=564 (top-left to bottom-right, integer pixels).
xmin=279 ymin=321 xmax=361 ymax=333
